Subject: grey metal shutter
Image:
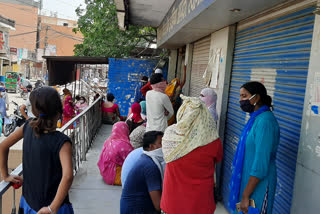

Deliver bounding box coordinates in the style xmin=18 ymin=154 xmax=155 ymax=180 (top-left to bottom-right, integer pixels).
xmin=221 ymin=7 xmax=315 ymax=213
xmin=190 ymin=36 xmax=211 ymax=97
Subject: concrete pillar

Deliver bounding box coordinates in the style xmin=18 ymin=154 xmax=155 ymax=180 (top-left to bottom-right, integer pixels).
xmin=291 ymin=4 xmax=320 ymax=213
xmin=167 ymin=49 xmax=178 ymax=82
xmin=0 ymin=59 xmax=3 ymax=76
xmin=207 ymin=25 xmax=236 ymax=199
xmin=183 ymin=44 xmax=194 ymax=96
xmin=176 ymin=52 xmax=183 ymax=81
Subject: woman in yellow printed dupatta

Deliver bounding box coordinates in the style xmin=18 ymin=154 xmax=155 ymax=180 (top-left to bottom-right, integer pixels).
xmin=161 ymin=95 xmax=223 ymax=214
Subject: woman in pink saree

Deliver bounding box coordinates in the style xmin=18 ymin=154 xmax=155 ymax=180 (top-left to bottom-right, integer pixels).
xmin=97 ymin=122 xmax=134 ymax=186
xmin=62 ymin=89 xmax=75 ymax=127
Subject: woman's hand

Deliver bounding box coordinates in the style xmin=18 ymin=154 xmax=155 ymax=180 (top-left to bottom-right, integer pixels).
xmin=37 ymin=207 xmax=52 ymax=214
xmin=240 ymin=196 xmax=249 ymax=214
xmin=4 ymin=175 xmax=23 ymax=184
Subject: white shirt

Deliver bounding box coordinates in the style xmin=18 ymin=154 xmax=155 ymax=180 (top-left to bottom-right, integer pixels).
xmin=22 ymin=79 xmax=31 ymax=88
xmin=146 ymin=90 xmax=174 ymax=132
xmin=25 ymin=96 xmax=35 ymax=118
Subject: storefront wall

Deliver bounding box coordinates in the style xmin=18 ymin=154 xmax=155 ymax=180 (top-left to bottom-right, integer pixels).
xmin=291 ymin=1 xmax=320 ymax=213
xmin=189 ymin=36 xmax=211 ymax=97
xmin=221 ymin=3 xmax=316 ymax=213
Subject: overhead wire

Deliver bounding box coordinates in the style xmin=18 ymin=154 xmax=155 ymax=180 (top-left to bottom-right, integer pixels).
xmin=46 ymin=27 xmax=83 ymax=42
xmin=15 ymin=23 xmax=38 ymax=30
xmin=0 ymin=2 xmax=39 ymax=15
xmin=11 ymin=31 xmax=38 ymax=37
xmin=22 ymin=31 xmax=59 ymax=45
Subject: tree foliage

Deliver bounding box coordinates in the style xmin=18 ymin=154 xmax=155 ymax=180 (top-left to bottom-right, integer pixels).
xmin=73 ymin=0 xmax=157 ymax=58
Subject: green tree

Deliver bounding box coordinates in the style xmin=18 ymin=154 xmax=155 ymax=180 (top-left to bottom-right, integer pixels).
xmin=73 ymin=0 xmax=157 ymax=57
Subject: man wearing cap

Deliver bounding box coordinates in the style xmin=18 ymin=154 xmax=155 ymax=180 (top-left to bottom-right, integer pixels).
xmin=20 ymin=85 xmax=35 ymax=120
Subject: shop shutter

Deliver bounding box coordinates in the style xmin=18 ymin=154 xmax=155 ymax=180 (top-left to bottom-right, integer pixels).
xmin=189 ymin=36 xmax=211 ymax=97
xmin=221 ymin=7 xmax=315 ymax=213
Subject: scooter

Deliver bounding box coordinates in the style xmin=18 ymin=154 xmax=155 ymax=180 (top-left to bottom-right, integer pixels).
xmin=3 ymin=101 xmax=26 ymax=137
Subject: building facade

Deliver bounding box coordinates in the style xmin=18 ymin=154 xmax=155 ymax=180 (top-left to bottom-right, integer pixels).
xmin=39 ymin=15 xmax=83 ymax=56
xmin=0 ymin=15 xmax=15 ymax=76
xmin=0 ymin=0 xmax=39 ymax=52
xmin=0 ymin=1 xmax=83 ymax=79
xmin=0 ymin=0 xmax=39 ymax=78
xmin=116 ymin=0 xmax=320 ymax=213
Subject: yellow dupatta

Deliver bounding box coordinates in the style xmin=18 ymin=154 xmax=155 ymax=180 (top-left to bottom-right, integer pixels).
xmin=162 ymin=95 xmax=219 ymax=163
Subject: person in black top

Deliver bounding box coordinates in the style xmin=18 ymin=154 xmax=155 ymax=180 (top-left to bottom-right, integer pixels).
xmin=0 ymin=86 xmax=74 ymax=214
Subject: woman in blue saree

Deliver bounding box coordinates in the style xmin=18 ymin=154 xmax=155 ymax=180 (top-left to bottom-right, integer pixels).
xmin=229 ymin=81 xmax=280 ymax=214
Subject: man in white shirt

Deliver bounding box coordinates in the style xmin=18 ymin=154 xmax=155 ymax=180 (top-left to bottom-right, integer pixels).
xmin=146 ymin=73 xmax=174 ymax=132
xmin=20 ymin=85 xmax=35 ymax=120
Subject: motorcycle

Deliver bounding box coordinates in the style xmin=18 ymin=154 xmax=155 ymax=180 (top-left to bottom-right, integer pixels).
xmin=19 ymin=86 xmax=28 ymax=100
xmin=3 ymin=101 xmax=26 ymax=137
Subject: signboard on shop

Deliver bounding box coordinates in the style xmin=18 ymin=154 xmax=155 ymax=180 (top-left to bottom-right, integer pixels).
xmin=0 ymin=31 xmax=5 ymax=53
xmin=0 ymin=31 xmax=9 ymax=54
xmin=10 ymin=47 xmax=18 ymax=62
xmin=10 ymin=47 xmax=17 ymax=54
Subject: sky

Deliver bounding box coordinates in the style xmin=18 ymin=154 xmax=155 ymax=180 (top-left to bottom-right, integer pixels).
xmin=42 ymin=0 xmax=85 ymax=21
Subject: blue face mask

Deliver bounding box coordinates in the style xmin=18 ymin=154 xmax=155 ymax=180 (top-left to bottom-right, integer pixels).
xmin=240 ymin=94 xmax=256 ymax=113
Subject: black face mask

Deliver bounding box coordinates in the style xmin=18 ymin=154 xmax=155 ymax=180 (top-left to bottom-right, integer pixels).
xmin=240 ymin=94 xmax=256 ymax=113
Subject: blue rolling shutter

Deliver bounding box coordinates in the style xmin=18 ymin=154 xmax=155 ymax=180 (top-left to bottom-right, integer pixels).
xmin=221 ymin=7 xmax=315 ymax=213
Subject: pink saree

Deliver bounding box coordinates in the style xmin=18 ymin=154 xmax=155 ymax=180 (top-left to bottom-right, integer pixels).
xmin=97 ymin=122 xmax=134 ymax=185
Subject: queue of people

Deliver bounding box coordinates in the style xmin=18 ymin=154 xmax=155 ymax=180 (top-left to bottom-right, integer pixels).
xmin=97 ymin=69 xmax=280 ymax=214
xmin=0 ymin=67 xmax=280 ymax=214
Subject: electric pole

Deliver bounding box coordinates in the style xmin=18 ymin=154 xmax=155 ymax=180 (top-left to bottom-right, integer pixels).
xmin=36 ymin=0 xmax=43 ymax=49
xmin=43 ymin=25 xmax=49 ymax=54
xmin=41 ymin=25 xmax=49 ymax=82
xmin=36 ymin=0 xmax=43 ymax=80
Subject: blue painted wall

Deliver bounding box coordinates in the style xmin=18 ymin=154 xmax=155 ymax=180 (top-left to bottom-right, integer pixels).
xmin=107 ymin=58 xmax=168 ymax=116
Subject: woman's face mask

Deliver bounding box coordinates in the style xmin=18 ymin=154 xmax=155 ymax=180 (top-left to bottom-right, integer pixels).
xmin=240 ymin=94 xmax=256 ymax=113
xmin=80 ymin=100 xmax=85 ymax=104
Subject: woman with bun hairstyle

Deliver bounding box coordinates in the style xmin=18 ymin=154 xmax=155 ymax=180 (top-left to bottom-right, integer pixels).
xmin=229 ymin=81 xmax=280 ymax=214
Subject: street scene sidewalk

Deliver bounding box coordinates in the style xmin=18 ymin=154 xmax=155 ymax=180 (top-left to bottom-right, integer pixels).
xmin=69 ymin=125 xmax=121 ymax=213
xmin=69 ymin=124 xmax=229 ymax=214
xmin=1 ymin=0 xmax=320 ymax=213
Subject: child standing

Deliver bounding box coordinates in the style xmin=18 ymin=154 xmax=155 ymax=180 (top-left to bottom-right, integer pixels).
xmin=0 ymin=86 xmax=74 ymax=214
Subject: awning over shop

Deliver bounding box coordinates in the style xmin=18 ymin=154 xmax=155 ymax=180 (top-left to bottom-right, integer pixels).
xmin=43 ymin=56 xmax=108 ymax=86
xmin=121 ymin=0 xmax=292 ymax=48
